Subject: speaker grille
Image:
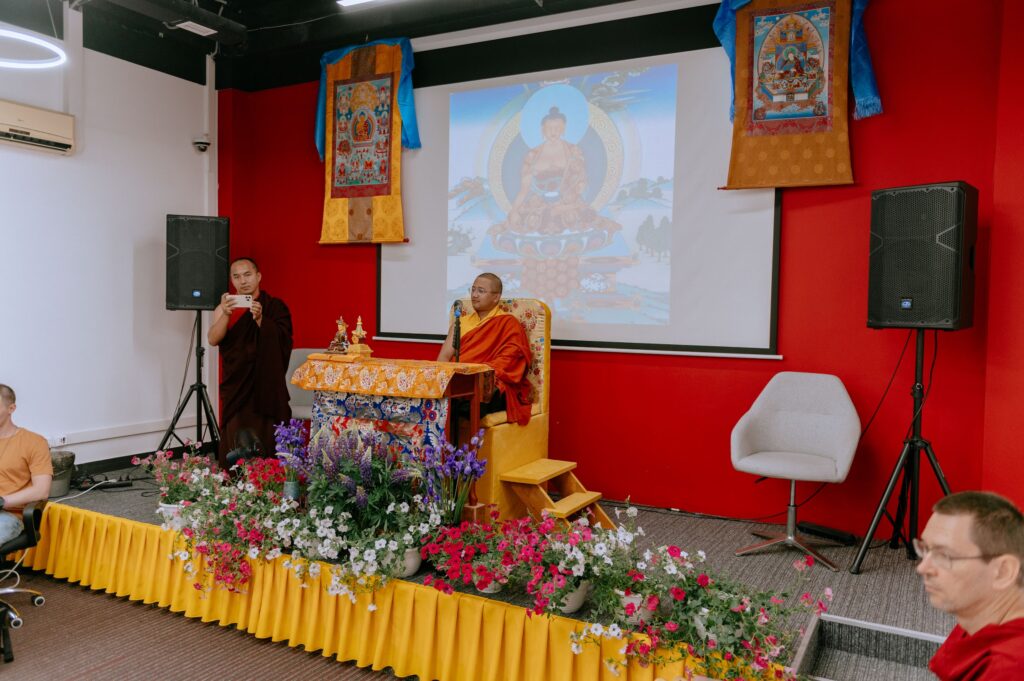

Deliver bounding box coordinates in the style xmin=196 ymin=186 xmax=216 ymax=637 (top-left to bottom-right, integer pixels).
xmin=166 ymin=215 xmax=229 ymax=310
xmin=867 ymin=182 xmax=976 ymax=330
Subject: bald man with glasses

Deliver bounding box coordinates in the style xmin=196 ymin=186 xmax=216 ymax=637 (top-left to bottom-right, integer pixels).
xmin=916 ymin=491 xmax=1024 ymax=680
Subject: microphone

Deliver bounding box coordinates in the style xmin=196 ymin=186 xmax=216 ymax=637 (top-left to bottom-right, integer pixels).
xmin=453 ymin=300 xmax=462 ymax=362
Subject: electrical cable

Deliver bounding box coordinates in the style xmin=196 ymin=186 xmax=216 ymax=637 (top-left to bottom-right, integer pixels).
xmin=903 ymin=330 xmax=939 ymax=438
xmin=172 ymin=316 xmax=197 ymax=416
xmin=247 ymin=12 xmax=341 ymax=33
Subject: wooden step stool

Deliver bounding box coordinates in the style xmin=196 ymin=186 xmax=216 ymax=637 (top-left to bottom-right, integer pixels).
xmin=499 ymin=459 xmax=615 ymax=529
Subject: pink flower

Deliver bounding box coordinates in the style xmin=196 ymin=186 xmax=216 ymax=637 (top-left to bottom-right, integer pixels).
xmin=824 ymin=587 xmax=834 ymax=601
xmin=770 ymin=595 xmax=785 ymax=605
xmin=667 ymin=545 xmax=681 ymax=558
xmin=624 ymin=602 xmax=637 ymax=617
xmin=646 ymin=595 xmax=659 ymax=612
xmin=665 ymin=621 xmax=678 ymax=632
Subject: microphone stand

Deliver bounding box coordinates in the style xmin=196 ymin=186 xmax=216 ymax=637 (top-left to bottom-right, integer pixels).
xmin=453 ymin=302 xmax=462 ymax=362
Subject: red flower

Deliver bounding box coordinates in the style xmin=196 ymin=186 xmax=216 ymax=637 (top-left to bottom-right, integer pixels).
xmin=697 ymin=573 xmax=710 ymax=587
xmin=670 ymin=586 xmax=686 ymax=601
xmin=665 ymin=621 xmax=678 ymax=632
xmin=667 ymin=545 xmax=681 ymax=558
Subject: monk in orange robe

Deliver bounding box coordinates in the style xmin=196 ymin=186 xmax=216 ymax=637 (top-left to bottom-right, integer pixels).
xmin=917 ymin=491 xmax=1024 ymax=680
xmin=437 ymin=273 xmax=532 ymax=426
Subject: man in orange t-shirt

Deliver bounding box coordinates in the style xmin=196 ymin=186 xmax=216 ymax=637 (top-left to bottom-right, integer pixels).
xmin=0 ymin=385 xmax=53 ymax=544
xmin=917 ymin=491 xmax=1024 ymax=680
xmin=437 ymin=273 xmax=533 ymax=426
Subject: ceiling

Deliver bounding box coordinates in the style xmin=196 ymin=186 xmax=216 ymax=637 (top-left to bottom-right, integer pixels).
xmin=1 ymin=0 xmax=647 ymax=89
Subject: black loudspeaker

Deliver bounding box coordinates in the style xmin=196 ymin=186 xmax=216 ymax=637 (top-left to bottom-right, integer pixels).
xmin=867 ymin=181 xmax=977 ymax=330
xmin=166 ymin=215 xmax=229 ymax=310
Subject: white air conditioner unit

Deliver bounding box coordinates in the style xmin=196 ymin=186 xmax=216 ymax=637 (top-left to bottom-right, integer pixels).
xmin=0 ymin=98 xmax=75 ymax=155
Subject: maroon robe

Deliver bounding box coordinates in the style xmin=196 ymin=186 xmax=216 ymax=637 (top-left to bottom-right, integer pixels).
xmin=930 ymin=618 xmax=1024 ymax=680
xmin=218 ymin=290 xmax=293 ymax=462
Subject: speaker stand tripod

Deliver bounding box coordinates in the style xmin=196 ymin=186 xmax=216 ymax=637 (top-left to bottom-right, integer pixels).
xmin=849 ymin=329 xmax=952 ymax=574
xmin=158 ymin=310 xmax=221 ymax=454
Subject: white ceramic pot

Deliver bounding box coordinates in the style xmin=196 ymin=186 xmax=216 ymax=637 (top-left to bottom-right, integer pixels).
xmin=615 ymin=589 xmax=653 ymax=626
xmin=156 ymin=502 xmax=185 ymax=531
xmin=558 ymin=580 xmax=592 ymax=615
xmin=476 ymin=580 xmax=503 ymax=594
xmin=399 ymin=547 xmax=422 ymax=578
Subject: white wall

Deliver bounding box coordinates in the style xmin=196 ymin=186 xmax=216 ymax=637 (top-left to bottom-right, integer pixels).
xmin=0 ymin=14 xmax=218 ymax=463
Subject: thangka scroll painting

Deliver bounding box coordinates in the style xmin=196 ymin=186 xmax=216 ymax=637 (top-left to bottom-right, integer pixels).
xmin=315 ymin=38 xmax=420 ymax=244
xmin=722 ymin=0 xmax=859 ymax=189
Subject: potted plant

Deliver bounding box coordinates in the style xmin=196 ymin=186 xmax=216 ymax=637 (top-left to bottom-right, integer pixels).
xmin=132 ymin=442 xmax=213 ymax=529
xmin=422 ymin=515 xmax=516 ymax=594
xmin=420 ymin=431 xmax=487 ymax=526
xmin=567 ymin=507 xmax=835 ymax=680
xmin=515 ymin=515 xmax=596 ymax=616
xmin=274 ymin=418 xmax=309 ymax=500
xmin=176 ymin=456 xmax=292 ymax=592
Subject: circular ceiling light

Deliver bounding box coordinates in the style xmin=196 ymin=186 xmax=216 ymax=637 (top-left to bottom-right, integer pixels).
xmin=0 ymin=28 xmax=67 ymax=70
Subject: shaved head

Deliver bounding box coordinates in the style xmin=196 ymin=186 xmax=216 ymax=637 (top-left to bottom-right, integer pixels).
xmin=477 ymin=272 xmax=502 ymax=294
xmin=0 ymin=385 xmax=14 ymax=406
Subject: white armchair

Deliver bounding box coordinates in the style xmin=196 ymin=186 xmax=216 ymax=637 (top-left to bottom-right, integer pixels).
xmin=286 ymin=348 xmax=319 ymax=421
xmin=731 ymin=372 xmax=861 ymax=571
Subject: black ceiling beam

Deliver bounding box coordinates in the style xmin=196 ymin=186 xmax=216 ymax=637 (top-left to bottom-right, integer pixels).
xmin=100 ymin=0 xmax=246 ymax=44
xmin=216 ymin=3 xmax=719 ymax=92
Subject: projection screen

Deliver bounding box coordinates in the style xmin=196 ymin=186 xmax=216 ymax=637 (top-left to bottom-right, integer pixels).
xmin=379 ymin=47 xmax=779 ymax=355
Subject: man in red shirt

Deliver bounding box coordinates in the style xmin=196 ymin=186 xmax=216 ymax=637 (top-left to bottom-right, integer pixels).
xmin=917 ymin=491 xmax=1024 ymax=680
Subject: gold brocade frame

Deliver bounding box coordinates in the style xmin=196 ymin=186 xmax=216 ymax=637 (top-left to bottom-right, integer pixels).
xmin=725 ymin=0 xmax=854 ymax=189
xmin=321 ymin=43 xmax=406 ymax=244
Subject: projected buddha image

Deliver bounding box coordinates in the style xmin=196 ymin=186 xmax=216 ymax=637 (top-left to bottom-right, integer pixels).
xmin=447 ymin=68 xmax=677 ymax=324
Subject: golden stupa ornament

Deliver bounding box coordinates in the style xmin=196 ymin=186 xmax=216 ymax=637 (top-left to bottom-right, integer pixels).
xmin=347 ymin=315 xmax=372 ymax=357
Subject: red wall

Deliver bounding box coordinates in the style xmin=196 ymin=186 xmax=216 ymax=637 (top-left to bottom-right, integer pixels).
xmin=219 ymin=0 xmax=1015 ymax=535
xmin=982 ymin=0 xmax=1024 ymax=497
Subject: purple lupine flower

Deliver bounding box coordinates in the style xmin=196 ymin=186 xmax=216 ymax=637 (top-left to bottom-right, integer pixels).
xmin=355 ymin=485 xmax=368 ymax=508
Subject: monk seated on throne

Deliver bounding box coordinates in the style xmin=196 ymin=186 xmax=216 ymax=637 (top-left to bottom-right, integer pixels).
xmin=437 ymin=273 xmax=533 ymax=429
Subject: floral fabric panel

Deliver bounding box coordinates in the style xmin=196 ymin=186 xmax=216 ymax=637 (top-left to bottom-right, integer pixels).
xmin=313 ymin=391 xmax=449 ymax=456
xmin=291 ymin=356 xmax=492 ymax=400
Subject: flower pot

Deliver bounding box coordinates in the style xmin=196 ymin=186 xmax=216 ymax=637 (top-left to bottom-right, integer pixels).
xmin=615 ymin=590 xmax=653 ymax=626
xmin=476 ymin=580 xmax=503 ymax=594
xmin=282 ymin=480 xmax=301 ymax=500
xmin=156 ymin=502 xmax=185 ymax=531
xmin=558 ymin=580 xmax=592 ymax=615
xmin=399 ymin=547 xmax=422 ymax=578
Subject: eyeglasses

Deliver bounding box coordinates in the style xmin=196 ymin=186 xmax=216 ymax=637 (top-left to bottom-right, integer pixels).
xmin=912 ymin=538 xmax=998 ymax=570
xmin=469 ymin=287 xmax=496 ymax=295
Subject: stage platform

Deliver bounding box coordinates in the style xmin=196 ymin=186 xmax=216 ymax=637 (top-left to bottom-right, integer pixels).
xmin=32 ymin=473 xmax=950 ymax=680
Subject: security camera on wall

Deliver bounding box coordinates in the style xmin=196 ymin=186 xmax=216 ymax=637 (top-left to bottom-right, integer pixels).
xmin=192 ymin=135 xmax=211 ymax=153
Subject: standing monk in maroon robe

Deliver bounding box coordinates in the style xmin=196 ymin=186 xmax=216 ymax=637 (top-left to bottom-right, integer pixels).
xmin=208 ymin=257 xmax=293 ymax=467
xmin=437 ymin=273 xmax=532 ymax=426
xmin=916 ymin=491 xmax=1024 ymax=680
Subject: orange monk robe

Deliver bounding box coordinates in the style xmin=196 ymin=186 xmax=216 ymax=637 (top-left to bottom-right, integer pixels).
xmin=458 ymin=309 xmax=532 ymax=426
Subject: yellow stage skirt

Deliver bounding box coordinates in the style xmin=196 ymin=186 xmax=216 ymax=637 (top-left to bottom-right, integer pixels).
xmin=24 ymin=503 xmax=709 ymax=680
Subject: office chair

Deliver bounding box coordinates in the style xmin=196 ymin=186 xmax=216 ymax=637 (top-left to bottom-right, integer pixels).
xmin=0 ymin=500 xmax=47 ymax=662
